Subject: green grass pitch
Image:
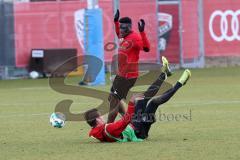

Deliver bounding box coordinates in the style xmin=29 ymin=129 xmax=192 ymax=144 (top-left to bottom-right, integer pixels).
xmin=0 ymin=67 xmax=240 ymax=160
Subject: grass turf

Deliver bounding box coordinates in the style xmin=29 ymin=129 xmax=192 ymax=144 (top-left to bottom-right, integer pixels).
xmin=0 ymin=67 xmax=240 ymax=160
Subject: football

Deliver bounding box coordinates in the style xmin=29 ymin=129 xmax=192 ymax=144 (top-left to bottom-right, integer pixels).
xmin=50 ymin=112 xmax=66 ymax=128
xmin=29 ymin=71 xmax=39 ymax=79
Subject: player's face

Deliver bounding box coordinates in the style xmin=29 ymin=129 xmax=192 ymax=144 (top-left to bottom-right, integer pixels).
xmin=120 ymin=23 xmax=132 ymax=38
xmin=96 ymin=116 xmax=105 ymax=125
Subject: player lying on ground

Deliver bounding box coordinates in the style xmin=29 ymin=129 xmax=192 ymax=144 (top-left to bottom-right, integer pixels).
xmin=84 ymin=58 xmax=191 ymax=142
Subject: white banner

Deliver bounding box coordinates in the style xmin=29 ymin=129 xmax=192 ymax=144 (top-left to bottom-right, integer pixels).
xmin=74 ymin=9 xmax=85 ymax=50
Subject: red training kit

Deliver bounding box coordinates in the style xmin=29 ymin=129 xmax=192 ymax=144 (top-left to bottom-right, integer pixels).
xmin=114 ymin=21 xmax=150 ymax=79
xmin=88 ymin=102 xmax=135 ymax=142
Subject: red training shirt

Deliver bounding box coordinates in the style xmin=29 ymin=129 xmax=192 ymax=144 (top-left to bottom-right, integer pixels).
xmin=89 ymin=102 xmax=135 ymax=142
xmin=114 ymin=21 xmax=150 ymax=79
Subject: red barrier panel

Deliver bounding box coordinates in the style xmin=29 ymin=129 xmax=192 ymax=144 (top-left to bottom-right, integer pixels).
xmin=14 ymin=1 xmax=113 ymax=67
xmin=14 ymin=0 xmax=158 ymax=67
xmin=181 ymin=0 xmax=200 ymax=60
xmin=203 ymin=0 xmax=240 ymax=57
xmin=14 ymin=2 xmax=62 ymax=68
xmin=119 ymin=0 xmax=158 ymax=63
xmin=158 ymin=4 xmax=180 ymax=63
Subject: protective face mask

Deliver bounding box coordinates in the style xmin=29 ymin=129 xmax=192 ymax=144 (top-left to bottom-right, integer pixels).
xmin=120 ymin=23 xmax=132 ymax=38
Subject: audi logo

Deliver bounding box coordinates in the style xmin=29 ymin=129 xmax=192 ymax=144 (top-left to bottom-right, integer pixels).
xmin=209 ymin=10 xmax=240 ymax=42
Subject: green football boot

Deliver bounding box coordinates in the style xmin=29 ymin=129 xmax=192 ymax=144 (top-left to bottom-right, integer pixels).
xmin=161 ymin=56 xmax=173 ymax=77
xmin=178 ymin=69 xmax=191 ymax=85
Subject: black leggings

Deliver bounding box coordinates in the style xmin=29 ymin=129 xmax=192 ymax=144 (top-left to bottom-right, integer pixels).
xmin=132 ymin=73 xmax=182 ymax=139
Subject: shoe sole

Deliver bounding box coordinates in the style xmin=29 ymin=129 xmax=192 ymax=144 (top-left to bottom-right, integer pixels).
xmin=162 ymin=56 xmax=173 ymax=76
xmin=183 ymin=69 xmax=191 ymax=85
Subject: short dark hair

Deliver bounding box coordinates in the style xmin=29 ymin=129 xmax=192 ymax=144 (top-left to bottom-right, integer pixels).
xmin=84 ymin=109 xmax=100 ymax=127
xmin=119 ymin=17 xmax=132 ymax=24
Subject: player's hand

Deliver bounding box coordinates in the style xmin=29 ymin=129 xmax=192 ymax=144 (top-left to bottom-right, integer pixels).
xmin=138 ymin=19 xmax=145 ymax=32
xmin=114 ymin=9 xmax=120 ymax=22
xmin=130 ymin=93 xmax=145 ymax=104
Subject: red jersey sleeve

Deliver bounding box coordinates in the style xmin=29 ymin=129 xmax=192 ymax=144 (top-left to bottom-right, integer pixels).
xmin=105 ymin=102 xmax=135 ymax=138
xmin=88 ymin=102 xmax=135 ymax=142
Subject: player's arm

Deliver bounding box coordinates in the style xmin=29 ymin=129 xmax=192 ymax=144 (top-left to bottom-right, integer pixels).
xmin=107 ymin=101 xmax=134 ymax=131
xmin=106 ymin=94 xmax=144 ymax=135
xmin=114 ymin=9 xmax=120 ymax=38
xmin=136 ymin=19 xmax=150 ymax=52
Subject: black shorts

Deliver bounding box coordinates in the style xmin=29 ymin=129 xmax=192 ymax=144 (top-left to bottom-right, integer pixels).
xmin=110 ymin=75 xmax=137 ymax=100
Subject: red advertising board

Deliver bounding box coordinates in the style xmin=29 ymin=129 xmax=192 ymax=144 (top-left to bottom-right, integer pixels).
xmin=14 ymin=0 xmax=158 ymax=67
xmin=14 ymin=1 xmax=113 ymax=67
xmin=203 ymin=0 xmax=240 ymax=57
xmin=181 ymin=0 xmax=200 ymax=60
xmin=119 ymin=0 xmax=158 ymax=63
xmin=158 ymin=3 xmax=180 ymax=63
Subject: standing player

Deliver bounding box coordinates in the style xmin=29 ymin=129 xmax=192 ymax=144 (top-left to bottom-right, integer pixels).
xmin=84 ymin=58 xmax=191 ymax=142
xmin=107 ymin=9 xmax=151 ymax=123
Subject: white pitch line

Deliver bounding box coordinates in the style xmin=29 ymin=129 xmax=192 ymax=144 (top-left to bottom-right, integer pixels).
xmin=166 ymin=100 xmax=240 ymax=107
xmin=0 ymin=87 xmax=50 ymax=91
xmin=0 ymin=113 xmax=50 ymax=118
xmin=0 ymin=100 xmax=240 ymax=107
xmin=0 ymin=102 xmax=89 ymax=106
xmin=0 ymin=100 xmax=239 ymax=107
xmin=0 ymin=102 xmax=55 ymax=106
xmin=0 ymin=100 xmax=239 ymax=118
xmin=17 ymin=87 xmax=50 ymax=90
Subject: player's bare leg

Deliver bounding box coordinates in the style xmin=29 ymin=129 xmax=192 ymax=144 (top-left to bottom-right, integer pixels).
xmin=107 ymin=94 xmax=121 ymax=123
